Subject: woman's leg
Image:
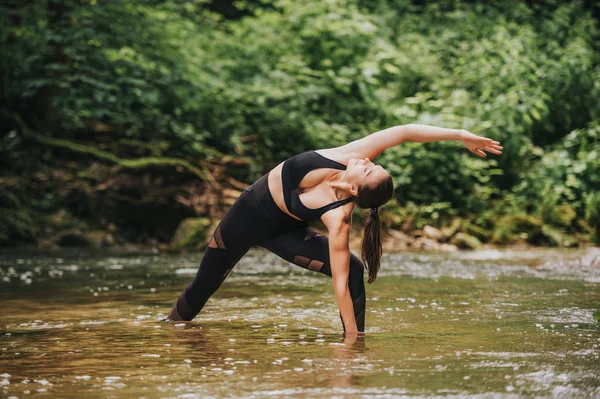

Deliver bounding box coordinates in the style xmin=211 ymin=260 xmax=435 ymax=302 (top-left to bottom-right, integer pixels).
xmin=168 ymin=226 xmax=252 ymax=321
xmin=167 ymin=190 xmax=259 ymax=321
xmin=260 ymin=227 xmax=366 ymax=332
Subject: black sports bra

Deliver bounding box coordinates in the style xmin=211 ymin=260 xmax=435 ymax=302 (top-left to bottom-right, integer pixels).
xmin=281 ymin=151 xmax=354 ymax=222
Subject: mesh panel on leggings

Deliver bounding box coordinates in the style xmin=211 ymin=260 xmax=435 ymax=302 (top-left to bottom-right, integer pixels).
xmin=208 ymin=225 xmax=226 ymax=249
xmin=293 ymin=255 xmax=324 ymax=272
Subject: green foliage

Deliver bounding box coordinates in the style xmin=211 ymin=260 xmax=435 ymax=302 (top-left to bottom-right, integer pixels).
xmin=0 ymin=209 xmax=39 ymax=245
xmin=543 ymin=204 xmax=577 ymax=228
xmin=492 ymin=214 xmax=544 ymax=245
xmin=515 ymin=123 xmax=600 ymax=239
xmin=1 ymin=0 xmax=599 ymax=244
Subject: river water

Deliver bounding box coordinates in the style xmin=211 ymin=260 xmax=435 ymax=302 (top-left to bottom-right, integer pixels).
xmin=1 ymin=247 xmax=599 ymax=398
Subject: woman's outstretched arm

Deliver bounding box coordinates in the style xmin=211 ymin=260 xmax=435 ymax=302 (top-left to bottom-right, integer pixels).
xmin=338 ymin=124 xmax=502 ymax=160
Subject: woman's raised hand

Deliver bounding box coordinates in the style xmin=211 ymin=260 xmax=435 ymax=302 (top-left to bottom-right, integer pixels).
xmin=460 ymin=130 xmax=503 ymax=158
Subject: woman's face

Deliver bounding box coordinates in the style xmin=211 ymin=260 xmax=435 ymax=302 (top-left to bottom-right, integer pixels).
xmin=346 ymin=157 xmax=389 ymax=191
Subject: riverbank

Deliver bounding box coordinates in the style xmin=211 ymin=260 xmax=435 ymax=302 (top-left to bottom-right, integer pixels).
xmin=7 ymin=224 xmax=596 ymax=257
xmin=1 ymin=172 xmax=595 ymax=253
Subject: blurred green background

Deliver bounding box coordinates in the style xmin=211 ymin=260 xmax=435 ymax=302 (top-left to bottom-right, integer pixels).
xmin=1 ymin=0 xmax=599 ymax=249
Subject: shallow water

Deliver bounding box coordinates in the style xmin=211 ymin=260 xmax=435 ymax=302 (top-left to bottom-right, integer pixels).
xmin=1 ymin=247 xmax=599 ymax=398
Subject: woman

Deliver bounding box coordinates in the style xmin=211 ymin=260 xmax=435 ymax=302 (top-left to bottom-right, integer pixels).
xmin=167 ymin=124 xmax=502 ymax=335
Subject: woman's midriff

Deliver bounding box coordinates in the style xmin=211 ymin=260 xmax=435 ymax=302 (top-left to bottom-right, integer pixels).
xmin=249 ymin=169 xmax=306 ymax=231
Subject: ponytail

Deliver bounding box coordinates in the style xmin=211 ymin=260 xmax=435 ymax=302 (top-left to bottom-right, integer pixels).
xmin=355 ymin=174 xmax=393 ymax=283
xmin=361 ymin=207 xmax=383 ymax=284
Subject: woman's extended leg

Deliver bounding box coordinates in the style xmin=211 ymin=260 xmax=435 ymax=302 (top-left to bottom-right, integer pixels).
xmin=260 ymin=227 xmax=366 ymax=332
xmin=168 ymin=189 xmax=261 ymax=321
xmin=168 ymin=224 xmax=252 ymax=321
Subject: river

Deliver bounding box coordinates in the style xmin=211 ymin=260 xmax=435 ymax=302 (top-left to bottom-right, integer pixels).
xmin=1 ymin=247 xmax=599 ymax=398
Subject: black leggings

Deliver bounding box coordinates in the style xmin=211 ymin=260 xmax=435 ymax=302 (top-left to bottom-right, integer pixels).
xmin=171 ymin=173 xmax=366 ymax=332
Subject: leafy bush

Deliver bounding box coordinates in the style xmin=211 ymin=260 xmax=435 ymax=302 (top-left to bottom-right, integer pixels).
xmin=1 ymin=0 xmax=599 ymax=243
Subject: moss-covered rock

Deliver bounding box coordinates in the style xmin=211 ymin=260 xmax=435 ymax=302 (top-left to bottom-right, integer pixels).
xmin=541 ymin=225 xmax=564 ymax=247
xmin=170 ymin=217 xmax=212 ymax=251
xmin=492 ymin=215 xmax=545 ymax=245
xmin=463 ymin=222 xmax=492 ymax=242
xmin=441 ymin=218 xmax=462 ymax=240
xmin=450 ymin=232 xmax=482 ymax=250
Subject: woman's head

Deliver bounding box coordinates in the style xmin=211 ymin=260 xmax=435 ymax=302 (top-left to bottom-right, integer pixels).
xmin=345 ymin=158 xmax=389 ymax=197
xmin=345 ymin=157 xmax=394 ymax=284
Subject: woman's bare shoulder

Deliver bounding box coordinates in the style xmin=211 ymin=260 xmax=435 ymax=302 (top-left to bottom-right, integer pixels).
xmin=321 ymin=202 xmax=354 ymax=230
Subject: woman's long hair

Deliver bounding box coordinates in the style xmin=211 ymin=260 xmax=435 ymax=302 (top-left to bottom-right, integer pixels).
xmin=355 ymin=175 xmax=394 ymax=283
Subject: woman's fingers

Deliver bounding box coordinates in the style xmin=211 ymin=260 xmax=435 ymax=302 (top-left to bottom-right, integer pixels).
xmin=470 ymin=147 xmax=486 ymax=158
xmin=466 ymin=137 xmax=502 ymax=157
xmin=485 ymin=147 xmax=502 ymax=155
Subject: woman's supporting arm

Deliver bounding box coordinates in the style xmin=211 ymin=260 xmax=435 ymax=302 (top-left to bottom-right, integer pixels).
xmin=339 ymin=124 xmax=502 ymax=160
xmin=322 ymin=209 xmax=358 ymax=335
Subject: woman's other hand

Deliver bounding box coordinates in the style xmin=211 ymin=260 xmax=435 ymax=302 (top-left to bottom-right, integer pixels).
xmin=460 ymin=130 xmax=503 ymax=158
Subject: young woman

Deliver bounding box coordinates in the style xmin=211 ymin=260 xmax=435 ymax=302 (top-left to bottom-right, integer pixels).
xmin=167 ymin=124 xmax=502 ymax=335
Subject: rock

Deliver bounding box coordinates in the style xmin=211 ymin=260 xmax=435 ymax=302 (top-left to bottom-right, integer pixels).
xmin=383 ymin=229 xmax=413 ymax=252
xmin=57 ymin=230 xmax=110 ymax=248
xmin=107 ymin=223 xmax=118 ymax=233
xmin=451 ymin=233 xmax=482 ymax=250
xmin=82 ymin=231 xmax=108 ymax=248
xmin=157 ymin=242 xmax=171 ymax=252
xmin=399 ymin=216 xmax=414 ymax=233
xmin=423 ymin=225 xmax=443 ymax=241
xmin=439 ymin=243 xmax=458 ymax=252
xmin=102 ymin=233 xmax=116 ymax=247
xmin=37 ymin=239 xmax=58 ymax=250
xmin=541 ymin=225 xmax=563 ymax=247
xmin=580 ymin=248 xmax=600 ymax=266
xmin=464 ymin=222 xmax=491 ymax=242
xmin=411 ymin=237 xmax=440 ymax=251
xmin=387 ymin=229 xmax=414 ymax=243
xmin=170 ymin=217 xmax=212 ymax=251
xmin=58 ymin=230 xmax=93 ymax=247
xmin=441 ymin=219 xmax=462 ymax=240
